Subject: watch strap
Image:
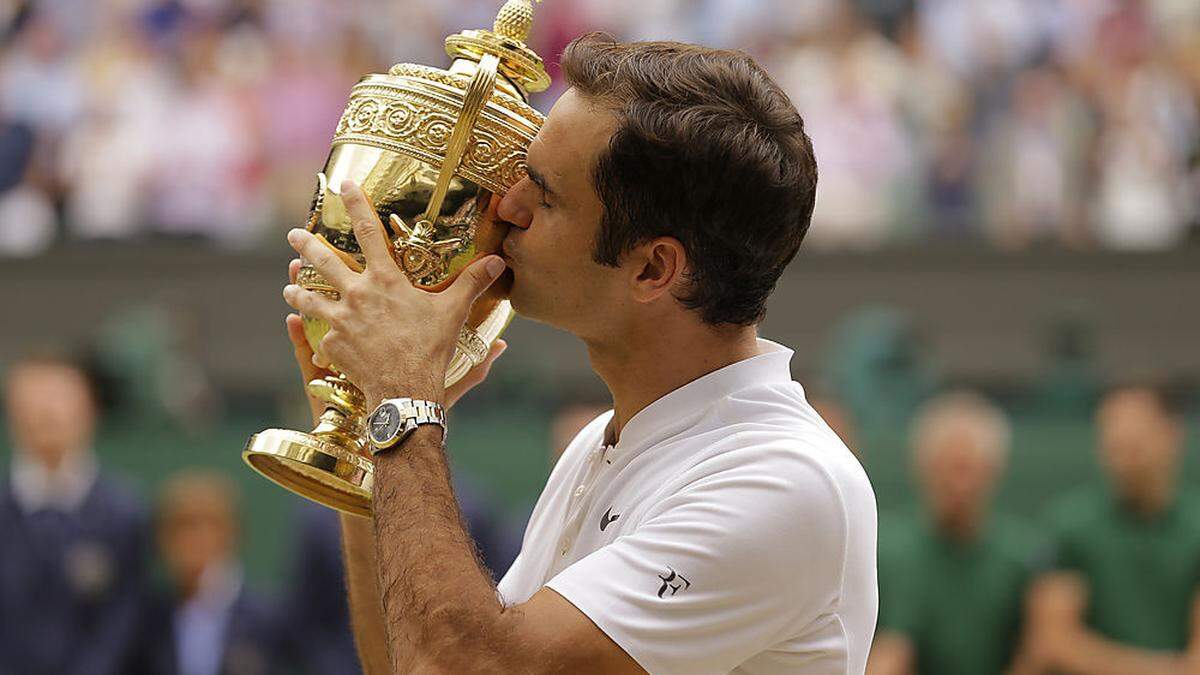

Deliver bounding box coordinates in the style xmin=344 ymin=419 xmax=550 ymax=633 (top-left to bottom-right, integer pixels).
xmin=368 ymin=397 xmax=446 ymax=455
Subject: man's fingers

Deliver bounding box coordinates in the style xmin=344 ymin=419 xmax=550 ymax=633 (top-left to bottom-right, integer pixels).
xmin=284 ymin=284 xmax=339 ymax=321
xmin=285 ymin=313 xmax=310 ymax=354
xmin=312 ymin=350 xmax=332 ymax=369
xmin=287 ymin=229 xmax=354 ymax=289
xmin=286 ymin=313 xmax=330 ymax=385
xmin=445 ymin=339 xmax=507 ymax=409
xmin=289 ymin=258 xmax=302 ymax=284
xmin=461 ymin=339 xmax=507 ymax=386
xmin=340 ymin=180 xmax=395 ymax=272
xmin=447 ymin=255 xmax=506 ymax=308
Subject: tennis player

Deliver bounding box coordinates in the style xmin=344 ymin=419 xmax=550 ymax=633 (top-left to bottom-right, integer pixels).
xmin=283 ymin=34 xmax=878 ymax=674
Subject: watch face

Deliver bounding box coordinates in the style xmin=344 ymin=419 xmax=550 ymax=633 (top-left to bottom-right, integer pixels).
xmin=370 ymin=403 xmax=403 ymax=445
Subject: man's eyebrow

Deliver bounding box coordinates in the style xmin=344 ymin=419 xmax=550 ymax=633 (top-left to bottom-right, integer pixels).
xmin=525 ymin=163 xmax=556 ymax=196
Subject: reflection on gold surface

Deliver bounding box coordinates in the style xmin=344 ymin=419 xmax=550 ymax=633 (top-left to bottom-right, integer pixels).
xmin=244 ymin=0 xmax=548 ymax=517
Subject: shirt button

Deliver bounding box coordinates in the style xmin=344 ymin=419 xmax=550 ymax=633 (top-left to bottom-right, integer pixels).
xmin=574 ymin=485 xmax=586 ymax=497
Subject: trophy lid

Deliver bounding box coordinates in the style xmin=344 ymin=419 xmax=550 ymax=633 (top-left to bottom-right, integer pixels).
xmin=443 ymin=0 xmax=551 ymax=94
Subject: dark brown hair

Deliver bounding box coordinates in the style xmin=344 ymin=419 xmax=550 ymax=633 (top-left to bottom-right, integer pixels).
xmin=561 ymin=33 xmax=818 ymax=326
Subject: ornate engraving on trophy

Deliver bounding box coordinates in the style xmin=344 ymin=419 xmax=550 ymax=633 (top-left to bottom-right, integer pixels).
xmin=244 ymin=0 xmax=549 ymax=517
xmin=332 ymin=81 xmax=537 ymax=195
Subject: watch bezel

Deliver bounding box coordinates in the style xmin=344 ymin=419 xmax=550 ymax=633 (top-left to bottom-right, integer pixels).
xmin=367 ymin=397 xmax=444 ymax=454
xmin=368 ymin=401 xmax=404 ymax=448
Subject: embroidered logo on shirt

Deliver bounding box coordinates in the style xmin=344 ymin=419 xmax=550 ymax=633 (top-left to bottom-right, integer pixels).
xmin=600 ymin=507 xmax=620 ymax=532
xmin=657 ymin=567 xmax=691 ymax=598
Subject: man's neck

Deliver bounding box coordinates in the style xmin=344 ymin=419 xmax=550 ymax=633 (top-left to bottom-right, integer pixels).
xmin=585 ymin=320 xmax=760 ymax=443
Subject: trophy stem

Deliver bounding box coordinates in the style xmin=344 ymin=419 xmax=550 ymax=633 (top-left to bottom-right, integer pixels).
xmin=307 ymin=373 xmax=368 ymax=447
xmin=242 ymin=373 xmax=374 ymax=517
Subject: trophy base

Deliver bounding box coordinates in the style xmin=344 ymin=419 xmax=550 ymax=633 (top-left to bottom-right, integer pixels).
xmin=243 ymin=429 xmax=373 ymax=518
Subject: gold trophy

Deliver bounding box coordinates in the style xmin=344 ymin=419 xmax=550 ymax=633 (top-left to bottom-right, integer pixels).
xmin=243 ymin=0 xmax=550 ymax=517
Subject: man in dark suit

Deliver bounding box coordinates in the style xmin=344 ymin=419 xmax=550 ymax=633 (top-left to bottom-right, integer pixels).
xmin=280 ymin=479 xmax=515 ymax=675
xmin=0 ymin=352 xmax=148 ymax=675
xmin=127 ymin=471 xmax=284 ymax=675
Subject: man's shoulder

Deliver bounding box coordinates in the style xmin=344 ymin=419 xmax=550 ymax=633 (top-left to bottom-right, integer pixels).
xmin=691 ymin=391 xmax=871 ymax=504
xmin=85 ymin=473 xmax=148 ymax=527
xmin=660 ymin=412 xmax=876 ymax=552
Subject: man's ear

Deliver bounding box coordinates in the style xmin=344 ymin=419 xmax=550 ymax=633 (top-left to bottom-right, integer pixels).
xmin=630 ymin=237 xmax=687 ymax=304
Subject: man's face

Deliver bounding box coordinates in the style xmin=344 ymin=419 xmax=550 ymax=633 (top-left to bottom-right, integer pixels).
xmin=1098 ymin=390 xmax=1181 ymax=502
xmin=158 ymin=491 xmax=236 ymax=592
xmin=496 ymin=88 xmax=627 ymax=338
xmin=918 ymin=426 xmax=1000 ymax=533
xmin=5 ymin=363 xmax=96 ymax=470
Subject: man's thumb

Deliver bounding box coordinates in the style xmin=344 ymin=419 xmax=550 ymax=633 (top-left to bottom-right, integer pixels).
xmin=450 ymin=255 xmax=506 ymax=305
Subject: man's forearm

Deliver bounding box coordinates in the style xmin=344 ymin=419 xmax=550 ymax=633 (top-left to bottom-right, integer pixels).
xmin=340 ymin=513 xmax=394 ymax=675
xmin=1060 ymin=631 xmax=1191 ymax=675
xmin=372 ymin=424 xmax=518 ymax=670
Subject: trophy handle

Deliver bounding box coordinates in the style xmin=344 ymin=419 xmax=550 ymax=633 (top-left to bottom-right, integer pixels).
xmin=412 ymin=52 xmax=501 ymax=236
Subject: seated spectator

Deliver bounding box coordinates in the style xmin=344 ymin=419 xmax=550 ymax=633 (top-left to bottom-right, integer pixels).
xmin=0 ymin=351 xmax=147 ymax=675
xmin=1023 ymin=384 xmax=1199 ymax=673
xmin=870 ymin=390 xmax=1044 ymax=675
xmin=126 ymin=471 xmax=284 ymax=675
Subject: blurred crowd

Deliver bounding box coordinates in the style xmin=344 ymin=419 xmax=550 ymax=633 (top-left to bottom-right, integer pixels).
xmin=1 ymin=0 xmax=1199 ymax=255
xmin=867 ymin=385 xmax=1199 ymax=675
xmin=4 ymin=347 xmax=1197 ymax=674
xmin=0 ymin=351 xmax=528 ymax=675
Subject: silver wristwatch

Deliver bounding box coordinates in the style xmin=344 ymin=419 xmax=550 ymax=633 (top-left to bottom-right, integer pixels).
xmin=366 ymin=397 xmax=446 ymax=454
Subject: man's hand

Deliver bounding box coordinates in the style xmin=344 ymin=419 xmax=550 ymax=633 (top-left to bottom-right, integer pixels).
xmin=282 ymin=180 xmax=507 ymax=408
xmin=284 ymin=260 xmax=506 ymax=426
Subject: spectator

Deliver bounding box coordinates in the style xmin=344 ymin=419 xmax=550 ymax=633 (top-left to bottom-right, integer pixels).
xmin=2 ymin=0 xmax=1199 ymax=251
xmin=279 ymin=476 xmax=518 ymax=675
xmin=280 ymin=501 xmax=360 ymax=675
xmin=0 ymin=351 xmax=148 ymax=675
xmin=1023 ymin=384 xmax=1199 ymax=673
xmin=871 ymin=390 xmax=1044 ymax=675
xmin=127 ymin=470 xmax=285 ymax=675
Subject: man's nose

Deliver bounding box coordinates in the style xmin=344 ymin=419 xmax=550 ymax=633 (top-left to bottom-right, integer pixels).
xmin=497 ymin=177 xmax=534 ymax=229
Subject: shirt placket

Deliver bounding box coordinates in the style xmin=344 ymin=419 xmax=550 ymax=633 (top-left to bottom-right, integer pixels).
xmin=555 ymin=443 xmax=614 ymax=558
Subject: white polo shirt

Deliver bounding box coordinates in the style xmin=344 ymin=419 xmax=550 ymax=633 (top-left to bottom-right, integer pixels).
xmin=497 ymin=340 xmax=878 ymax=674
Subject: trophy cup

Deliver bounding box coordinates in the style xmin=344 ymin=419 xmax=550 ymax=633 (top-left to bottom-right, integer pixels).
xmin=243 ymin=0 xmax=550 ymax=517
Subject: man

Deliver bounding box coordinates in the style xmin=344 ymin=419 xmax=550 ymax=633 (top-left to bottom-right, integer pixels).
xmin=283 ymin=35 xmax=877 ymax=673
xmin=126 ymin=471 xmax=284 ymax=675
xmin=0 ymin=353 xmax=147 ymax=675
xmin=281 ymin=473 xmax=514 ymax=675
xmin=869 ymin=391 xmax=1043 ymax=675
xmin=1022 ymin=385 xmax=1200 ymax=674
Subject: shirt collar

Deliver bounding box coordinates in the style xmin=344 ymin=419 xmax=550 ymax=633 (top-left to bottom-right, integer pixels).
xmin=10 ymin=450 xmax=99 ymax=514
xmin=606 ymin=338 xmax=795 ymax=454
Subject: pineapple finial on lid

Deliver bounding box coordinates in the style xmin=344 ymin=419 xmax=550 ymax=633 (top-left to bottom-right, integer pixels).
xmin=493 ymin=0 xmax=538 ymax=44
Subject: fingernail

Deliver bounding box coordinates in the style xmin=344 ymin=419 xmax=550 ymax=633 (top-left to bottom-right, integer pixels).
xmin=486 ymin=257 xmax=506 ymax=278
xmin=287 ymin=228 xmax=305 ymax=244
xmin=283 ymin=284 xmax=298 ymax=297
xmin=340 ymin=179 xmax=358 ymax=196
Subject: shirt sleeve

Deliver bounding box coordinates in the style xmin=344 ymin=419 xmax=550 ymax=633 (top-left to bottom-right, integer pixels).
xmin=545 ymin=446 xmax=849 ymax=675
